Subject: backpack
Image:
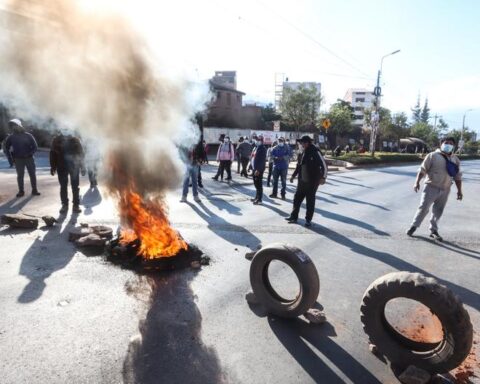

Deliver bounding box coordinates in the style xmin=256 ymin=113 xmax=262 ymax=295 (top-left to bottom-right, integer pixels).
xmin=441 ymin=153 xmax=459 ymax=177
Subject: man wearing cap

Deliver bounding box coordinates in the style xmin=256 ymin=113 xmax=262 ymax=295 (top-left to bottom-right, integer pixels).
xmin=4 ymin=119 xmax=40 ymax=197
xmin=251 ymin=135 xmax=267 ymax=204
xmin=406 ymin=136 xmax=463 ymax=241
xmin=286 ymin=135 xmax=327 ymax=227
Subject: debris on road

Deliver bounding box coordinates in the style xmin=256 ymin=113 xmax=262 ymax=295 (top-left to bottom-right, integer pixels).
xmin=68 ymin=227 xmax=92 ymax=241
xmin=304 ymin=309 xmax=327 ymax=324
xmin=398 ymin=365 xmax=431 ymax=384
xmin=42 ymin=216 xmax=57 ymax=227
xmin=369 ymin=343 xmax=379 ymax=355
xmin=1 ymin=213 xmax=38 ymax=229
xmin=190 ymin=261 xmax=201 ymax=269
xmin=75 ymin=233 xmax=107 ymax=247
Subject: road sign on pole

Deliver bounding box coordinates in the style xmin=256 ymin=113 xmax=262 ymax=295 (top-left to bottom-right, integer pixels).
xmin=322 ymin=119 xmax=331 ymax=130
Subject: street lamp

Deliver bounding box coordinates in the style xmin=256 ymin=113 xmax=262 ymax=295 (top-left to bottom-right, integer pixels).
xmin=370 ymin=49 xmax=401 ymax=155
xmin=459 ymin=108 xmax=474 ymax=154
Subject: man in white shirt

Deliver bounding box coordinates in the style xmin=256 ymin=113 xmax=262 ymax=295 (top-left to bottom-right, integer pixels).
xmin=406 ymin=137 xmax=463 ymax=241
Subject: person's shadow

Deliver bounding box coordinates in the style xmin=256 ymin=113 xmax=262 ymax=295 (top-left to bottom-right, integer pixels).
xmin=17 ymin=213 xmax=78 ymax=303
xmin=122 ymin=272 xmax=225 ymax=384
xmin=268 ymin=316 xmax=382 ymax=384
xmin=81 ymin=187 xmax=102 ymax=216
xmin=187 ymin=202 xmax=261 ymax=251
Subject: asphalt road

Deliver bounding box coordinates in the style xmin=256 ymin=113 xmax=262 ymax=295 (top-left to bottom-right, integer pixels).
xmin=0 ymin=152 xmax=479 ymax=384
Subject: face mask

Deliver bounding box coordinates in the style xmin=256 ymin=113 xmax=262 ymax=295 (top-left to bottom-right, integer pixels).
xmin=441 ymin=143 xmax=454 ymax=153
xmin=224 ymin=139 xmax=230 ymax=143
xmin=279 ymin=142 xmax=284 ymax=147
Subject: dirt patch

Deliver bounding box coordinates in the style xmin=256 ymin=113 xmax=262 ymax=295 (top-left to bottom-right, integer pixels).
xmin=452 ymin=336 xmax=479 ymax=384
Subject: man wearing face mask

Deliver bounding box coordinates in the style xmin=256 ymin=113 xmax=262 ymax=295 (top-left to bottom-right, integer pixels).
xmin=269 ymin=137 xmax=289 ymax=199
xmin=407 ymin=137 xmax=462 ymax=241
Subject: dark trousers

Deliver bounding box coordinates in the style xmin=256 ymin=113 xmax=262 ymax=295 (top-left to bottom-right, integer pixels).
xmin=272 ymin=168 xmax=287 ymax=197
xmin=290 ymin=181 xmax=318 ymax=222
xmin=14 ymin=156 xmax=37 ymax=192
xmin=237 ymin=154 xmax=241 ymax=173
xmin=266 ymin=162 xmax=273 ymax=185
xmin=240 ymin=157 xmax=250 ymax=177
xmin=197 ymin=165 xmax=203 ymax=186
xmin=215 ymin=160 xmax=232 ymax=180
xmin=58 ymin=167 xmax=80 ymax=206
xmin=253 ymin=172 xmax=264 ymax=201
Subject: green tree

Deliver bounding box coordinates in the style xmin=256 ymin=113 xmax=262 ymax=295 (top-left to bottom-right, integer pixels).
xmin=280 ymin=84 xmax=322 ymax=137
xmin=437 ymin=118 xmax=448 ymax=133
xmin=410 ymin=122 xmax=439 ymax=146
xmin=411 ymin=95 xmax=421 ymax=123
xmin=420 ymin=98 xmax=430 ymax=123
xmin=325 ymin=99 xmax=355 ymax=146
xmin=261 ymin=103 xmax=281 ymax=122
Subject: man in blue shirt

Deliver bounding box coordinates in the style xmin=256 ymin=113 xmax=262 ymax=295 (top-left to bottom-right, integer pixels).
xmin=4 ymin=119 xmax=40 ymax=197
xmin=251 ymin=135 xmax=267 ymax=205
xmin=269 ymin=137 xmax=290 ymax=200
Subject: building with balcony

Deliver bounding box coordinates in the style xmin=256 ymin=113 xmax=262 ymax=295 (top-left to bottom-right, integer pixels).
xmin=344 ymin=88 xmax=375 ymax=129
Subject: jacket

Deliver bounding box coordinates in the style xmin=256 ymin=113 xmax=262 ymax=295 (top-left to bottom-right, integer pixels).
xmin=216 ymin=142 xmax=235 ymax=161
xmin=271 ymin=144 xmax=290 ymax=171
xmin=236 ymin=142 xmax=252 ymax=159
xmin=50 ymin=135 xmax=85 ymax=171
xmin=292 ymin=145 xmax=327 ymax=185
xmin=4 ymin=131 xmax=38 ymax=162
xmin=252 ymin=144 xmax=267 ymax=173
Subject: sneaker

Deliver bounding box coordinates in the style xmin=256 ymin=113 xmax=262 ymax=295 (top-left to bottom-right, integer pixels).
xmin=285 ymin=217 xmax=298 ymax=224
xmin=266 ymin=183 xmax=271 ymax=187
xmin=226 ymin=177 xmax=232 ymax=181
xmin=16 ymin=191 xmax=25 ymax=198
xmin=305 ymin=220 xmax=312 ymax=227
xmin=269 ymin=194 xmax=278 ymax=198
xmin=211 ymin=177 xmax=218 ymax=181
xmin=194 ymin=196 xmax=201 ymax=202
xmin=198 ymin=183 xmax=204 ymax=188
xmin=59 ymin=204 xmax=68 ymax=214
xmin=430 ymin=230 xmax=443 ymax=242
xmin=72 ymin=205 xmax=82 ymax=214
xmin=253 ymin=200 xmax=262 ymax=205
xmin=281 ymin=195 xmax=286 ymax=200
xmin=250 ymin=198 xmax=258 ymax=202
xmin=180 ymin=196 xmax=187 ymax=203
xmin=31 ymin=190 xmax=41 ymax=196
xmin=406 ymin=226 xmax=417 ymax=237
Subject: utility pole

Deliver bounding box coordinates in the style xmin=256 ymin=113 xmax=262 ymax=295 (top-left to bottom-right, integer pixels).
xmin=370 ymin=50 xmax=400 ymax=156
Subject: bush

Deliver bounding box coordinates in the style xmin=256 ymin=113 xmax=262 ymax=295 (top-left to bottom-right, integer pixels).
xmin=335 ymin=152 xmax=424 ymax=165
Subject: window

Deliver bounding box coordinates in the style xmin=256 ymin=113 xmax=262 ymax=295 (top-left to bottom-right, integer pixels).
xmin=355 ymin=98 xmax=365 ymax=102
xmin=355 ymin=92 xmax=365 ymax=95
xmin=227 ymin=92 xmax=231 ymax=105
xmin=354 ymin=115 xmax=364 ymax=120
xmin=354 ymin=106 xmax=363 ymax=111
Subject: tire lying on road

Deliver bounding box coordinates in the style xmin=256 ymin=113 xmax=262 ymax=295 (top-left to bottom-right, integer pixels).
xmin=249 ymin=243 xmax=319 ymax=318
xmin=360 ymin=271 xmax=473 ymax=373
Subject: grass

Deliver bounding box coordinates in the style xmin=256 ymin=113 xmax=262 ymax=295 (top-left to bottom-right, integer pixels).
xmin=332 ymin=152 xmax=480 ymax=165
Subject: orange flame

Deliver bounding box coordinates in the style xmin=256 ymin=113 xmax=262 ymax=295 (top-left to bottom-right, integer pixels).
xmin=118 ymin=190 xmax=187 ymax=259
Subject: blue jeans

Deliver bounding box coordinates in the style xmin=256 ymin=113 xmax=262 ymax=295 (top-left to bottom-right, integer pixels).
xmin=182 ymin=165 xmax=199 ymax=197
xmin=272 ymin=168 xmax=287 ymax=196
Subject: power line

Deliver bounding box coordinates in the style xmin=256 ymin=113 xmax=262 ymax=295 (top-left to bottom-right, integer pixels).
xmin=253 ymin=0 xmax=371 ymax=78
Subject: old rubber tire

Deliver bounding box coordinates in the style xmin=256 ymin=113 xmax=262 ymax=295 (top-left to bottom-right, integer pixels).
xmin=249 ymin=243 xmax=319 ymax=318
xmin=360 ymin=272 xmax=473 ymax=373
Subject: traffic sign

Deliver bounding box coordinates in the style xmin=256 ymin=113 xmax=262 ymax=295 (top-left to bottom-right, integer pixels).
xmin=322 ymin=119 xmax=331 ymax=130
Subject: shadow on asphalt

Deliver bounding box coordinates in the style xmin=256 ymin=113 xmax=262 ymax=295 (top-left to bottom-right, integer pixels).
xmin=123 ymin=272 xmax=226 ymax=384
xmin=17 ymin=213 xmax=78 ymax=303
xmin=187 ymin=201 xmax=261 ymax=251
xmin=415 ymin=236 xmax=480 ymax=261
xmin=321 ymin=191 xmax=390 ymax=211
xmin=81 ymin=186 xmax=102 ymax=216
xmin=0 ymin=195 xmax=34 ymax=215
xmin=306 ymin=224 xmax=480 ymax=312
xmin=268 ymin=317 xmax=382 ymax=384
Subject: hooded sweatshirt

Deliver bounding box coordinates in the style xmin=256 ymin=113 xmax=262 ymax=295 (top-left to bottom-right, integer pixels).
xmin=216 ymin=142 xmax=235 ymax=161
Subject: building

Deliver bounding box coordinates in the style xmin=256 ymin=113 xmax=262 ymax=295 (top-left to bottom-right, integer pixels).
xmin=283 ymin=81 xmax=322 ymax=96
xmin=343 ymin=88 xmax=375 ymax=129
xmin=205 ymin=80 xmax=245 ymax=128
xmin=212 ymin=71 xmax=237 ymax=90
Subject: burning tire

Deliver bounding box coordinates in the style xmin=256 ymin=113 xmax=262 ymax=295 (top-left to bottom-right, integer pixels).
xmin=249 ymin=243 xmax=319 ymax=318
xmin=360 ymin=272 xmax=473 ymax=373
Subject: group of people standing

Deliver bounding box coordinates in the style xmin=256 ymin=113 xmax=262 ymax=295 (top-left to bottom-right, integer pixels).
xmin=2 ymin=118 xmax=98 ymax=214
xmin=182 ymin=134 xmax=328 ymax=227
